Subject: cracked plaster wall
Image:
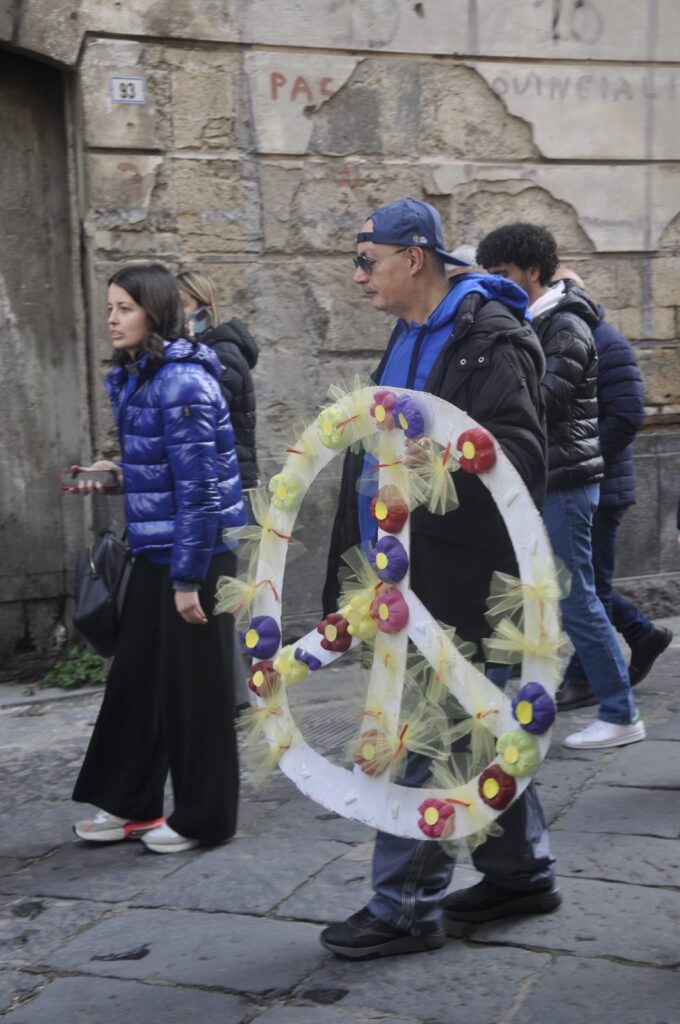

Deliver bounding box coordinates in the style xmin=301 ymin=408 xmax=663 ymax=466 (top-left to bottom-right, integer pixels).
xmin=1 ymin=0 xmax=679 ymax=645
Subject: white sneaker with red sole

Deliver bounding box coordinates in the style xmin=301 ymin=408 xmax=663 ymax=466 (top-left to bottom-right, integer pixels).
xmin=74 ymin=810 xmax=165 ymax=842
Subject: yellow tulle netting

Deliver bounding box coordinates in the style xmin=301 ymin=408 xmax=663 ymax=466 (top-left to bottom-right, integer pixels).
xmin=223 ymin=487 xmax=304 ymax=566
xmin=357 ymin=434 xmax=429 ymax=511
xmin=485 ymin=559 xmax=571 ymax=626
xmin=215 ymin=550 xmax=280 ymax=626
xmin=408 ymin=438 xmax=461 ymax=516
xmin=350 ymin=687 xmax=456 ymax=779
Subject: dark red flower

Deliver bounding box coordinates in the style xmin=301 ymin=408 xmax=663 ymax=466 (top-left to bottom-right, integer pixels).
xmin=317 ymin=613 xmax=352 ymax=652
xmin=457 ymin=427 xmax=496 ymax=474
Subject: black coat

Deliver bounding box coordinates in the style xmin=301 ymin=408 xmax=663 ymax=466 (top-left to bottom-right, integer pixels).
xmin=203 ymin=319 xmax=259 ymax=489
xmin=532 ymin=282 xmax=604 ymax=492
xmin=322 ymin=292 xmax=547 ymax=652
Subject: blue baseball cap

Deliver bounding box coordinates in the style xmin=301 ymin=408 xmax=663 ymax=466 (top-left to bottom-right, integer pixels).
xmin=357 ymin=198 xmax=468 ymax=266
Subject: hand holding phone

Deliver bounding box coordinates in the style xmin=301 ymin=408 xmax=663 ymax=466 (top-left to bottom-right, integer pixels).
xmin=60 ymin=462 xmax=122 ymax=494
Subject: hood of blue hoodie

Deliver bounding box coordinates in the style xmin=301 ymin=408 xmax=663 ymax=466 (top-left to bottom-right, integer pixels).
xmin=378 ymin=272 xmax=531 ymax=391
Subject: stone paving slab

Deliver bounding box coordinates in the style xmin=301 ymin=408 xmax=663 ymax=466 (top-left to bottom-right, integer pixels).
xmin=597 ymin=739 xmax=680 ymax=789
xmin=302 ymin=941 xmax=551 ymax=1024
xmin=550 ymin=829 xmax=680 ymax=889
xmin=274 ymin=842 xmax=374 ymax=923
xmin=0 ymin=968 xmax=45 ymax=1016
xmin=2 ymin=975 xmax=248 ymax=1024
xmin=645 ymin=704 xmax=680 ymax=741
xmin=470 ymin=876 xmax=680 ymax=966
xmin=0 ymin=840 xmax=187 ymax=902
xmin=0 ymin=799 xmax=83 ymax=859
xmin=252 ymin=1007 xmax=417 ymax=1024
xmin=0 ymin=894 xmax=111 ymax=966
xmin=532 ymin=757 xmax=602 ymax=825
xmin=517 ymin=955 xmax=680 ymax=1024
xmin=132 ymin=835 xmax=348 ymax=915
xmin=43 ymin=908 xmax=324 ymax=994
xmin=554 ymin=784 xmax=680 ymax=839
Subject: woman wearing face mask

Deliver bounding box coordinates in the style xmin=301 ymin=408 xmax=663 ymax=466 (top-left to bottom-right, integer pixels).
xmin=176 ymin=270 xmax=259 ymax=490
xmin=70 ymin=262 xmax=245 ymax=853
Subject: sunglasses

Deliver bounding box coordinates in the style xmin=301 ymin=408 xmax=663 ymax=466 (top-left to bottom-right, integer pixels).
xmin=352 ymin=247 xmax=409 ymax=276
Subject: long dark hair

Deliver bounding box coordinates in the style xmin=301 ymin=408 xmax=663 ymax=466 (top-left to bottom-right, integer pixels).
xmin=108 ymin=263 xmax=185 ymax=367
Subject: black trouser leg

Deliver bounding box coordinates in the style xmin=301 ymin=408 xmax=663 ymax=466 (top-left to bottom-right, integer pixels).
xmin=162 ymin=551 xmax=239 ymax=843
xmin=72 ymin=556 xmax=167 ymax=821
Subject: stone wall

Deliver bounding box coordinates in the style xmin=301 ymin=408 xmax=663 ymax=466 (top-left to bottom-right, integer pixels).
xmin=1 ymin=0 xmax=679 ymax=649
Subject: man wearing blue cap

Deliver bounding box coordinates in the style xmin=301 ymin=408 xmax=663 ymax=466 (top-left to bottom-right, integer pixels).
xmin=321 ymin=198 xmax=559 ymax=960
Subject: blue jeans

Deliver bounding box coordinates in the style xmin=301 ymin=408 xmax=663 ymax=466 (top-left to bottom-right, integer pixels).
xmin=543 ymin=485 xmax=635 ymax=725
xmin=368 ymin=668 xmax=554 ymax=931
xmin=564 ymin=505 xmax=652 ymax=686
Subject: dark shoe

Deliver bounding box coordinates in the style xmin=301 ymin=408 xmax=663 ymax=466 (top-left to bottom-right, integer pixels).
xmin=442 ymin=881 xmax=561 ymax=928
xmin=319 ymin=907 xmax=446 ymax=960
xmin=629 ymin=626 xmax=673 ymax=686
xmin=556 ymin=678 xmax=598 ymax=711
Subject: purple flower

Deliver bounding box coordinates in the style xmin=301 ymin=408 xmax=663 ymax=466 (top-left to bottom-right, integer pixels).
xmin=369 ymin=536 xmax=409 ymax=583
xmin=241 ymin=616 xmax=281 ymax=660
xmin=393 ymin=395 xmax=428 ymax=439
xmin=512 ymin=682 xmax=556 ymax=735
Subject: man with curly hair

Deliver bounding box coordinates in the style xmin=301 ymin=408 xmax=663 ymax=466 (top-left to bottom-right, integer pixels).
xmin=477 ymin=223 xmax=645 ymax=750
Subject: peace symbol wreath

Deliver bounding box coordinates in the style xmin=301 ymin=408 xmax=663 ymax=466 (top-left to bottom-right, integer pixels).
xmin=218 ymin=385 xmax=563 ymax=845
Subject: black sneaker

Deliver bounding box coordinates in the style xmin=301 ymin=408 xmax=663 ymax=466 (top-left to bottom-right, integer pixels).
xmin=556 ymin=678 xmax=598 ymax=711
xmin=319 ymin=907 xmax=446 ymax=960
xmin=442 ymin=881 xmax=561 ymax=928
xmin=629 ymin=625 xmax=673 ymax=686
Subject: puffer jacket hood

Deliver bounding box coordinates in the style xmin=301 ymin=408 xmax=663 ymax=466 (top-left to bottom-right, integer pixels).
xmin=533 ymin=279 xmax=604 ymax=491
xmin=548 ymin=281 xmax=599 ymax=331
xmin=204 ymin=318 xmax=259 ymax=369
xmin=105 ymin=339 xmax=245 ymax=584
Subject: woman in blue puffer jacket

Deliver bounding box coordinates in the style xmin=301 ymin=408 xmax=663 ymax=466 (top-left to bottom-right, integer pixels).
xmin=71 ymin=263 xmax=245 ymax=853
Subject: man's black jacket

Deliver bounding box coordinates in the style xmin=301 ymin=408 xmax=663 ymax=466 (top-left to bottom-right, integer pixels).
xmin=322 ymin=290 xmax=547 ymax=651
xmin=532 ymin=281 xmax=604 ymax=492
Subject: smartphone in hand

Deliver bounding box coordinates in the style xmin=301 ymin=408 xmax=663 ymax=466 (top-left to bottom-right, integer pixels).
xmin=58 ymin=469 xmax=120 ymax=491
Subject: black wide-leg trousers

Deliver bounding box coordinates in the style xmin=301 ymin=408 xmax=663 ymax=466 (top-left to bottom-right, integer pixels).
xmin=73 ymin=550 xmax=239 ymax=843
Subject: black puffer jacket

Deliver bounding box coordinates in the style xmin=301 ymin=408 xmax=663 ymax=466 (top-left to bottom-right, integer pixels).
xmin=533 ymin=282 xmax=604 ymax=492
xmin=323 ymin=292 xmax=547 ymax=649
xmin=203 ymin=318 xmax=259 ymax=488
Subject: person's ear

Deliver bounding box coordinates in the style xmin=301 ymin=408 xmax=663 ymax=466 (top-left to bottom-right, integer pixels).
xmin=408 ymin=247 xmax=426 ymax=275
xmin=527 ymin=265 xmax=542 ymax=285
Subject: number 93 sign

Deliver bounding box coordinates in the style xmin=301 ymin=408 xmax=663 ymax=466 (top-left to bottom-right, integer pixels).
xmin=218 ymin=385 xmax=563 ymax=845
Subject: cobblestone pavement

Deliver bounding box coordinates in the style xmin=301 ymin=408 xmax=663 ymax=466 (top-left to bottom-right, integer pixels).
xmin=0 ymin=620 xmax=678 ymax=1023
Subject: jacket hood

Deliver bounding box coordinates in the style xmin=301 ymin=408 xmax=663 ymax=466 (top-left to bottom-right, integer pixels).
xmin=551 ymin=280 xmax=600 ymax=329
xmin=447 ymin=272 xmax=530 ymax=321
xmin=162 ymin=338 xmax=222 ymax=380
xmin=204 ymin=318 xmax=259 ymax=369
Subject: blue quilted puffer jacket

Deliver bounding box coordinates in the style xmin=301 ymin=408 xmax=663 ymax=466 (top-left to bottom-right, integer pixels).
xmin=105 ymin=339 xmax=245 ymax=584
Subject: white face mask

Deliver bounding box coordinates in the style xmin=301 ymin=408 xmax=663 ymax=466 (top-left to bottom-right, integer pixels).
xmin=186 ymin=306 xmax=212 ymax=338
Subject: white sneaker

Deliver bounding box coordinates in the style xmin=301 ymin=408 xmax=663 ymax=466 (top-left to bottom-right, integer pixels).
xmin=74 ymin=809 xmax=165 ymax=842
xmin=564 ymin=715 xmax=646 ymax=750
xmin=141 ymin=822 xmax=202 ymax=854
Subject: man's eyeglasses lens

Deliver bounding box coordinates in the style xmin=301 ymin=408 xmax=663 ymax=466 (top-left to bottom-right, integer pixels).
xmin=352 ymin=247 xmax=409 ymax=276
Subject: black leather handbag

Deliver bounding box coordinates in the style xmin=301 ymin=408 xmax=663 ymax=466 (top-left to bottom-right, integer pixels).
xmin=74 ymin=530 xmax=132 ymax=657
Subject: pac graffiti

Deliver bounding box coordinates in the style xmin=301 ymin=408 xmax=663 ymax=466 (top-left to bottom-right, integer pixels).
xmin=270 ymin=72 xmax=337 ymax=103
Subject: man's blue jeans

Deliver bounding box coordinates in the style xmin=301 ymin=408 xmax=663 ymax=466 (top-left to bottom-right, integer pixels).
xmin=564 ymin=504 xmax=652 ymax=686
xmin=543 ymin=485 xmax=635 ymax=724
xmin=368 ymin=663 xmax=554 ymax=931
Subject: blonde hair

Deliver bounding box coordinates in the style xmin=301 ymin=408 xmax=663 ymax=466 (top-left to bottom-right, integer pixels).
xmin=176 ymin=270 xmax=221 ymax=324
